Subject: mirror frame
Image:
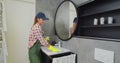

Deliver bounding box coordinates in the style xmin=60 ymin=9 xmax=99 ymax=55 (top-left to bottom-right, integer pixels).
xmin=54 ymin=0 xmax=78 ymax=41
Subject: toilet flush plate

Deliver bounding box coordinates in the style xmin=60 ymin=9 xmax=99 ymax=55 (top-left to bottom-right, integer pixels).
xmin=94 ymin=48 xmax=114 ymax=63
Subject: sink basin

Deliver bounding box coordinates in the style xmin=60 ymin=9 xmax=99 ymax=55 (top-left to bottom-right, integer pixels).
xmin=41 ymin=46 xmax=71 ymax=56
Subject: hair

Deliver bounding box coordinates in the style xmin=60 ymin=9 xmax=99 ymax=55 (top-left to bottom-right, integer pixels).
xmin=73 ymin=17 xmax=78 ymax=23
xmin=30 ymin=17 xmax=38 ymax=29
xmin=33 ymin=17 xmax=38 ymax=25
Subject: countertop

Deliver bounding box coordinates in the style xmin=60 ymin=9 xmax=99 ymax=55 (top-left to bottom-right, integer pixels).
xmin=41 ymin=46 xmax=71 ymax=56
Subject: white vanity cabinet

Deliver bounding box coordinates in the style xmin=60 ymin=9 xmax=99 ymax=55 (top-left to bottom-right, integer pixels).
xmin=40 ymin=46 xmax=76 ymax=63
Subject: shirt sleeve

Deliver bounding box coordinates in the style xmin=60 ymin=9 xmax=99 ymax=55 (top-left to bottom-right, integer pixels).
xmin=34 ymin=28 xmax=49 ymax=46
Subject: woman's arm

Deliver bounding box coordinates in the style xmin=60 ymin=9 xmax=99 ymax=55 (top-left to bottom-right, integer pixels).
xmin=34 ymin=28 xmax=50 ymax=47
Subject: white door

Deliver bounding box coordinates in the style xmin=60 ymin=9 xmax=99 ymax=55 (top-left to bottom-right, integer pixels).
xmin=5 ymin=0 xmax=35 ymax=63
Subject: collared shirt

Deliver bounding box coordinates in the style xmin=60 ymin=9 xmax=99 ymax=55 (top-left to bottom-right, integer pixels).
xmin=28 ymin=23 xmax=48 ymax=48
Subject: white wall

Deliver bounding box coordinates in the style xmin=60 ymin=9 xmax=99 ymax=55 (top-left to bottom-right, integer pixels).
xmin=5 ymin=0 xmax=35 ymax=63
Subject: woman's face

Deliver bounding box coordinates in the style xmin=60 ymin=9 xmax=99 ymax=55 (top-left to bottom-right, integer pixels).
xmin=37 ymin=18 xmax=45 ymax=25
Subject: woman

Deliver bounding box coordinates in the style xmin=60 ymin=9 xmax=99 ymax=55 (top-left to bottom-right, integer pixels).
xmin=28 ymin=12 xmax=50 ymax=63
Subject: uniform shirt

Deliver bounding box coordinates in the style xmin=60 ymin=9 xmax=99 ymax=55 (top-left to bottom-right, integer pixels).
xmin=28 ymin=23 xmax=48 ymax=48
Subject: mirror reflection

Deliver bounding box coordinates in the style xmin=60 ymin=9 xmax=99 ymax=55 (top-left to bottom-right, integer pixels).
xmin=55 ymin=1 xmax=77 ymax=40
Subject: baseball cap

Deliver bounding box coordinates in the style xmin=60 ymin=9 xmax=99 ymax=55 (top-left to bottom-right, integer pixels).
xmin=36 ymin=12 xmax=49 ymax=20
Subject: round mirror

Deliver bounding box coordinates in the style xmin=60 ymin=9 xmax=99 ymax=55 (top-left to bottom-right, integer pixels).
xmin=54 ymin=0 xmax=78 ymax=41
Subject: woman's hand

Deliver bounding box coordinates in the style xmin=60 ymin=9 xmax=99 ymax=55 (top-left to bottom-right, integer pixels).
xmin=45 ymin=43 xmax=50 ymax=48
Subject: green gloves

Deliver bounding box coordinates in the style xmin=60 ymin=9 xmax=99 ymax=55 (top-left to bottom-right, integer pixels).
xmin=48 ymin=45 xmax=61 ymax=52
xmin=45 ymin=37 xmax=61 ymax=52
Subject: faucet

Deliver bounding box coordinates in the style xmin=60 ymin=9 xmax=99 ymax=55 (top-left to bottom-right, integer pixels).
xmin=55 ymin=41 xmax=61 ymax=48
xmin=55 ymin=36 xmax=61 ymax=48
xmin=58 ymin=40 xmax=61 ymax=48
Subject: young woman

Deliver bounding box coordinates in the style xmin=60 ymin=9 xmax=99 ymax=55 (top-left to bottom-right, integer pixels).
xmin=28 ymin=12 xmax=50 ymax=63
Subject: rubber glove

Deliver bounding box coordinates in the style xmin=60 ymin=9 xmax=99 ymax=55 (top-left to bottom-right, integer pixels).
xmin=48 ymin=45 xmax=61 ymax=52
xmin=45 ymin=36 xmax=50 ymax=41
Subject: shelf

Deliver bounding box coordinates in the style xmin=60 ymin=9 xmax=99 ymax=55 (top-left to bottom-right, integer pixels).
xmin=77 ymin=0 xmax=120 ymax=40
xmin=80 ymin=0 xmax=120 ymax=17
xmin=80 ymin=24 xmax=120 ymax=28
xmin=74 ymin=36 xmax=120 ymax=42
xmin=81 ymin=7 xmax=120 ymax=17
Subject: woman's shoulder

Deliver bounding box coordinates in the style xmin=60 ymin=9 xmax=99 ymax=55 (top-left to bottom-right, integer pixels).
xmin=31 ymin=24 xmax=39 ymax=30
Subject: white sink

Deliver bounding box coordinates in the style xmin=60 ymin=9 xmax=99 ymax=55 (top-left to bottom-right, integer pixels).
xmin=41 ymin=46 xmax=71 ymax=56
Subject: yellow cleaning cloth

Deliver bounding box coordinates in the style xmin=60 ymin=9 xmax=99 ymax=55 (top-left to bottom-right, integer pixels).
xmin=45 ymin=36 xmax=50 ymax=41
xmin=48 ymin=45 xmax=61 ymax=52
